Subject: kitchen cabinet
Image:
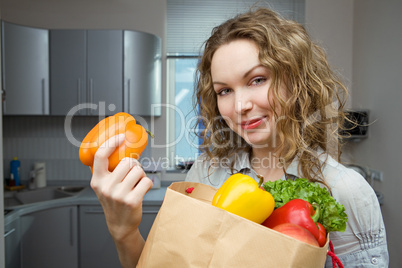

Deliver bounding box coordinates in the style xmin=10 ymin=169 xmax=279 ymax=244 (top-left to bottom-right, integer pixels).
xmin=78 ymin=204 xmax=160 ymax=268
xmin=4 ymin=217 xmax=20 ymax=268
xmin=124 ymin=31 xmax=162 ymax=116
xmin=50 ymin=30 xmax=123 ymax=116
xmin=1 ymin=22 xmax=49 ymax=115
xmin=79 ymin=205 xmax=121 ymax=268
xmin=49 ymin=30 xmax=86 ymax=116
xmin=20 ymin=206 xmax=78 ymax=268
xmin=140 ymin=204 xmax=160 ymax=240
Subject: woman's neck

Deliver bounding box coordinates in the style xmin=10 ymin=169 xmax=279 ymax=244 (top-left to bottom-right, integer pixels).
xmin=250 ymin=147 xmax=284 ymax=182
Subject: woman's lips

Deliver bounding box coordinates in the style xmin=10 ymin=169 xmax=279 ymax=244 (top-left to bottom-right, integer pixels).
xmin=240 ymin=117 xmax=265 ymax=130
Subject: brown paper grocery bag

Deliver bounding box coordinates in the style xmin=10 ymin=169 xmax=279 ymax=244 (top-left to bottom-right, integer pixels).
xmin=138 ymin=182 xmax=329 ymax=268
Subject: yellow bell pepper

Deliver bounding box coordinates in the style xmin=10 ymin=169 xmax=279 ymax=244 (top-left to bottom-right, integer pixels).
xmin=212 ymin=173 xmax=275 ymax=224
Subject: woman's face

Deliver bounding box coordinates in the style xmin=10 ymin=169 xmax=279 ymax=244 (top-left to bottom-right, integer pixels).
xmin=211 ymin=39 xmax=285 ymax=148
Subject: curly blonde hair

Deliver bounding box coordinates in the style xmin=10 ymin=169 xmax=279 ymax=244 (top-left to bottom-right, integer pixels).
xmin=195 ymin=8 xmax=348 ymax=184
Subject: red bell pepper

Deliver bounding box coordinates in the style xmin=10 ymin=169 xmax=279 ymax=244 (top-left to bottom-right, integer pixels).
xmin=262 ymin=199 xmax=321 ymax=243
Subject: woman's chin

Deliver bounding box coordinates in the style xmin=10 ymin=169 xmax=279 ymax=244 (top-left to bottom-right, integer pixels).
xmin=243 ymin=137 xmax=272 ymax=148
xmin=241 ymin=132 xmax=270 ymax=146
xmin=242 ymin=133 xmax=281 ymax=150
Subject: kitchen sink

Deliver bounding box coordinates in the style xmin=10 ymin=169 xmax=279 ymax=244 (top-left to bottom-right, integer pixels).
xmin=4 ymin=186 xmax=86 ymax=209
xmin=57 ymin=186 xmax=86 ymax=193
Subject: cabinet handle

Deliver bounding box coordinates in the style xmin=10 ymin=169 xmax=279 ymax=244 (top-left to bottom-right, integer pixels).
xmin=124 ymin=80 xmax=128 ymax=112
xmin=77 ymin=78 xmax=81 ymax=115
xmin=70 ymin=208 xmax=74 ymax=246
xmin=89 ymin=78 xmax=94 ymax=115
xmin=42 ymin=78 xmax=46 ymax=114
xmin=2 ymin=88 xmax=6 ymax=114
xmin=77 ymin=78 xmax=81 ymax=104
xmin=84 ymin=210 xmax=105 ymax=214
xmin=143 ymin=211 xmax=159 ymax=214
xmin=4 ymin=228 xmax=15 ymax=238
xmin=127 ymin=79 xmax=131 ymax=113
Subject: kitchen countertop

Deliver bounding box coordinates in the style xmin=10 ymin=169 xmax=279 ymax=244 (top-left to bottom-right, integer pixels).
xmin=4 ymin=184 xmax=168 ymax=225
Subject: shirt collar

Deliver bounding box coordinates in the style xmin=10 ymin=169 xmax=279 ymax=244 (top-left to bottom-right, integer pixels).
xmin=230 ymin=150 xmax=253 ymax=174
xmin=283 ymin=148 xmax=328 ymax=180
xmin=284 ymin=158 xmax=299 ymax=178
xmin=227 ymin=149 xmax=314 ymax=180
xmin=228 ymin=150 xmax=298 ymax=180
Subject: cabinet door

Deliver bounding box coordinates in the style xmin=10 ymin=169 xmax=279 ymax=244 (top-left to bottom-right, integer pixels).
xmin=20 ymin=206 xmax=78 ymax=268
xmin=79 ymin=205 xmax=121 ymax=268
xmin=140 ymin=205 xmax=160 ymax=240
xmin=87 ymin=30 xmax=123 ymax=116
xmin=124 ymin=31 xmax=162 ymax=116
xmin=50 ymin=30 xmax=87 ymax=115
xmin=4 ymin=218 xmax=21 ymax=268
xmin=2 ymin=22 xmax=49 ymax=115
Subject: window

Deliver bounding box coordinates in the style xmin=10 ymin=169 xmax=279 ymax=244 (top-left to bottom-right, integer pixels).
xmin=166 ymin=0 xmax=305 ymax=165
xmin=167 ymin=57 xmax=200 ymax=165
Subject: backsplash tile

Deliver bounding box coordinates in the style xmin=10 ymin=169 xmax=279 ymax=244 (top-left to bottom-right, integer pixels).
xmin=3 ymin=115 xmax=151 ymax=185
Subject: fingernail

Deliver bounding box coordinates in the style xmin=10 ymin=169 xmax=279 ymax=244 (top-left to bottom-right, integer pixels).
xmin=124 ymin=157 xmax=137 ymax=167
xmin=132 ymin=159 xmax=143 ymax=169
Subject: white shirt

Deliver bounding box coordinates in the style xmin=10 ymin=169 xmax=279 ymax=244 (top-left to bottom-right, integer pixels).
xmin=185 ymin=151 xmax=389 ymax=267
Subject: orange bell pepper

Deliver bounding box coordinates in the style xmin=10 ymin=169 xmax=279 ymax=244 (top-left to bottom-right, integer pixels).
xmin=79 ymin=112 xmax=150 ymax=172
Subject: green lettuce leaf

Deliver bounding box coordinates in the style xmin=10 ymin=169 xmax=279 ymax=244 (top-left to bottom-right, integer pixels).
xmin=263 ymin=178 xmax=348 ymax=232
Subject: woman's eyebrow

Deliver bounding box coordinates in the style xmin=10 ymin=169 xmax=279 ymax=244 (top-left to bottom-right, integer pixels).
xmin=212 ymin=81 xmax=227 ymax=86
xmin=212 ymin=64 xmax=265 ymax=85
xmin=243 ymin=64 xmax=265 ymax=78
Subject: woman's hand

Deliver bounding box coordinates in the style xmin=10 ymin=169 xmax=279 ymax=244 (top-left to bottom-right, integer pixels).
xmin=90 ymin=134 xmax=153 ymax=266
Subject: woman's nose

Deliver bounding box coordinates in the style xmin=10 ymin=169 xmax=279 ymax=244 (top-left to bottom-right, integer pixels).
xmin=234 ymin=90 xmax=252 ymax=114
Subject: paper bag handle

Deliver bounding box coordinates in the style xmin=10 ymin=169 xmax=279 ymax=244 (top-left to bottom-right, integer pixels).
xmin=327 ymin=240 xmax=344 ymax=268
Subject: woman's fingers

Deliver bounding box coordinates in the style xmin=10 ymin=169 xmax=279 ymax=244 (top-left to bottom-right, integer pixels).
xmin=112 ymin=157 xmax=141 ymax=183
xmin=125 ymin=175 xmax=154 ymax=204
xmin=111 ymin=161 xmax=152 ymax=198
xmin=117 ymin=171 xmax=153 ymax=209
xmin=90 ymin=131 xmax=152 ymax=206
xmin=92 ymin=133 xmax=125 ymax=177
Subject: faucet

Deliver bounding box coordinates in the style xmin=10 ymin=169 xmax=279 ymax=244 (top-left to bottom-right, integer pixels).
xmin=28 ymin=167 xmax=44 ymax=190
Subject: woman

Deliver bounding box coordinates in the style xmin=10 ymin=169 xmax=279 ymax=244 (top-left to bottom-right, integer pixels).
xmin=91 ymin=8 xmax=389 ymax=267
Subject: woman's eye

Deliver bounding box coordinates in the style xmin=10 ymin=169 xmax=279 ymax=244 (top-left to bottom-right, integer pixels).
xmin=217 ymin=88 xmax=231 ymax=96
xmin=250 ymin=77 xmax=267 ymax=86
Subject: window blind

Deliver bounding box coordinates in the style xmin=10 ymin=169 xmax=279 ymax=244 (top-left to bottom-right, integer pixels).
xmin=167 ymin=0 xmax=305 ymax=55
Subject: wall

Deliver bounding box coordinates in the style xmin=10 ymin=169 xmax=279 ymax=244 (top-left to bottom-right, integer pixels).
xmin=3 ymin=116 xmax=101 ymax=184
xmin=305 ymin=0 xmax=354 ymax=108
xmin=307 ymin=0 xmax=402 ymax=266
xmin=305 ymin=0 xmax=355 ymax=164
xmin=351 ymin=0 xmax=402 ymax=266
xmin=0 ymin=0 xmax=166 ymax=35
